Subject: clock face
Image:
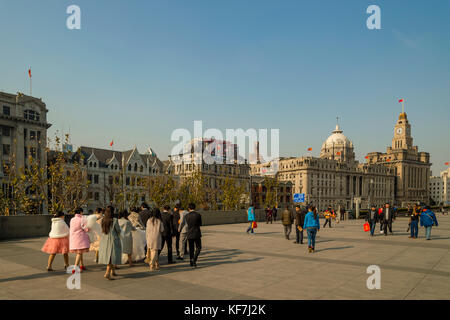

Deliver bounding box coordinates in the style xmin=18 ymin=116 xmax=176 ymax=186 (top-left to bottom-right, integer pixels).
xmin=396 ymin=128 xmax=403 ymax=135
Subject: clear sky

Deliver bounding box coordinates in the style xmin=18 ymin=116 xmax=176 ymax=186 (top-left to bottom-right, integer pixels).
xmin=1 ymin=0 xmax=449 ymax=174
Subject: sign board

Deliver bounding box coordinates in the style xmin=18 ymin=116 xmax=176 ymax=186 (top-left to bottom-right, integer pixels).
xmin=293 ymin=193 xmax=305 ymax=203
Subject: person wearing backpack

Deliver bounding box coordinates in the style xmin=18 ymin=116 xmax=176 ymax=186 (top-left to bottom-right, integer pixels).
xmin=420 ymin=206 xmax=439 ymax=240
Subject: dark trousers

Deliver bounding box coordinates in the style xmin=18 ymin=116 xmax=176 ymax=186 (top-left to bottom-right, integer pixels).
xmin=410 ymin=220 xmax=419 ymax=238
xmin=323 ymin=219 xmax=332 ymax=228
xmin=159 ymin=235 xmax=173 ymax=262
xmin=369 ymin=221 xmax=376 ymax=236
xmin=188 ymin=238 xmax=202 ymax=263
xmin=296 ymin=227 xmax=304 ymax=243
xmin=383 ymin=221 xmax=393 ymax=235
xmin=174 ymin=232 xmax=180 ymax=255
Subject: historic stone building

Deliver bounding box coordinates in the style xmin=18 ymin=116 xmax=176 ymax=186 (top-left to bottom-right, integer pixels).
xmin=0 ymin=91 xmax=51 ymax=209
xmin=251 ymin=123 xmax=395 ymax=211
xmin=366 ymin=111 xmax=431 ymax=206
xmin=167 ymin=138 xmax=250 ymax=207
xmin=69 ymin=145 xmax=164 ymax=212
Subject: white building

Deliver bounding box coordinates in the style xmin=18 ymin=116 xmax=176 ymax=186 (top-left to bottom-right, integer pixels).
xmin=429 ymin=167 xmax=450 ymax=205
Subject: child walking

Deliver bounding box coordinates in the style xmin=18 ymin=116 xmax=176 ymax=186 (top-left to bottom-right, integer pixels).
xmin=69 ymin=207 xmax=91 ymax=271
xmin=41 ymin=211 xmax=70 ymax=271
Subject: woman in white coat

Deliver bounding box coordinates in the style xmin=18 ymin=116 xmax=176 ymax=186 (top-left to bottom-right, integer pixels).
xmin=146 ymin=208 xmax=164 ymax=271
xmin=41 ymin=211 xmax=70 ymax=271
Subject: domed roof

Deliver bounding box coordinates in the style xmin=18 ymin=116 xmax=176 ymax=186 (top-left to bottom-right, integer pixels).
xmin=322 ymin=125 xmax=353 ymax=148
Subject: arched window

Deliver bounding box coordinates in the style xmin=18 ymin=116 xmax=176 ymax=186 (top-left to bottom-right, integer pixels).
xmin=134 ymin=163 xmax=137 ymax=172
xmin=94 ymin=162 xmax=97 ymax=168
xmin=140 ymin=165 xmax=143 ymax=173
xmin=128 ymin=164 xmax=131 ymax=171
xmin=89 ymin=162 xmax=92 ymax=167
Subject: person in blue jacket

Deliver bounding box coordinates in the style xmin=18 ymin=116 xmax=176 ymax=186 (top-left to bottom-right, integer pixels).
xmin=303 ymin=206 xmax=320 ymax=253
xmin=420 ymin=206 xmax=438 ymax=240
xmin=246 ymin=204 xmax=256 ymax=234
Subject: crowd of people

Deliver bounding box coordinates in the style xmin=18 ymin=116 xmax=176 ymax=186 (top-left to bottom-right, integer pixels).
xmin=246 ymin=202 xmax=442 ymax=253
xmin=41 ymin=202 xmax=203 ymax=280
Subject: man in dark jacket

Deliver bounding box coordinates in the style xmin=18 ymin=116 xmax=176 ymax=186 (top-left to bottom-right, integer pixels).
xmin=139 ymin=202 xmax=152 ymax=227
xmin=179 ymin=203 xmax=202 ymax=267
xmin=281 ymin=205 xmax=294 ymax=240
xmin=172 ymin=204 xmax=182 ymax=259
xmin=159 ymin=205 xmax=176 ymax=264
xmin=294 ymin=205 xmax=306 ymax=244
xmin=140 ymin=202 xmax=153 ymax=263
xmin=382 ymin=203 xmax=395 ymax=236
xmin=366 ymin=205 xmax=378 ymax=236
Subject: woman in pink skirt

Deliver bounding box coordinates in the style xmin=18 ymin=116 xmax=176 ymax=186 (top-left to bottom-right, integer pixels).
xmin=41 ymin=211 xmax=70 ymax=271
xmin=69 ymin=207 xmax=91 ymax=271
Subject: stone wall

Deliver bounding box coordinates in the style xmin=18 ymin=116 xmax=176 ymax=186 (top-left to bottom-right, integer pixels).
xmin=0 ymin=209 xmax=267 ymax=240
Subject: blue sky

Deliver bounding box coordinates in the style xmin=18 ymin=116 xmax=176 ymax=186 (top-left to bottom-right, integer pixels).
xmin=1 ymin=0 xmax=449 ymax=174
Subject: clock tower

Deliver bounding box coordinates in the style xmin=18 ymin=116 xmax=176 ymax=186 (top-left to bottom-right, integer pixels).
xmin=392 ymin=112 xmax=413 ymax=150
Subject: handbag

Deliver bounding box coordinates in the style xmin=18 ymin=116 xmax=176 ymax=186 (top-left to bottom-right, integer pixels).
xmin=252 ymin=221 xmax=258 ymax=229
xmin=363 ymin=222 xmax=370 ymax=232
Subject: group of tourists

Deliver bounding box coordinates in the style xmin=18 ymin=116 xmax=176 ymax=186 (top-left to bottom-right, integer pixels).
xmin=41 ymin=202 xmax=203 ymax=280
xmin=247 ymin=204 xmax=321 ymax=253
xmin=246 ymin=201 xmax=442 ymax=253
xmin=365 ymin=203 xmax=439 ymax=240
xmin=264 ymin=206 xmax=278 ymax=224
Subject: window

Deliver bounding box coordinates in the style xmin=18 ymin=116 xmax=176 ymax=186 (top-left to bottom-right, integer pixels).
xmin=94 ymin=175 xmax=99 ymax=184
xmin=37 ymin=131 xmax=41 ymax=142
xmin=30 ymin=130 xmax=36 ymax=140
xmin=87 ymin=174 xmax=92 ymax=182
xmin=94 ymin=192 xmax=99 ymax=201
xmin=88 ymin=192 xmax=93 ymax=199
xmin=126 ymin=177 xmax=130 ymax=185
xmin=2 ymin=106 xmax=10 ymax=116
xmin=24 ymin=109 xmax=40 ymax=121
xmin=3 ymin=144 xmax=10 ymax=155
xmin=108 ymin=176 xmax=113 ymax=185
xmin=24 ymin=146 xmax=28 ymax=158
xmin=1 ymin=126 xmax=10 ymax=137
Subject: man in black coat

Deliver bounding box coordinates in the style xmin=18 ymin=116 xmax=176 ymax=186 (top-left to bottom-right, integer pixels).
xmin=139 ymin=202 xmax=152 ymax=227
xmin=179 ymin=203 xmax=202 ymax=267
xmin=159 ymin=205 xmax=176 ymax=264
xmin=294 ymin=205 xmax=306 ymax=244
xmin=140 ymin=202 xmax=152 ymax=263
xmin=382 ymin=203 xmax=395 ymax=236
xmin=366 ymin=204 xmax=378 ymax=236
xmin=172 ymin=204 xmax=182 ymax=260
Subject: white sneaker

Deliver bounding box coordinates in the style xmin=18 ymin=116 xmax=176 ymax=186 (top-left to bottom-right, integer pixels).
xmin=380 ymin=230 xmax=384 ymax=234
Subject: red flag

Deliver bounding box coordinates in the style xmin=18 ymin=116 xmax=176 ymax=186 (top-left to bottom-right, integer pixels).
xmin=109 ymin=140 xmax=114 ymax=147
xmin=336 ymin=152 xmax=341 ymax=155
xmin=365 ymin=156 xmax=369 ymax=159
xmin=307 ymin=147 xmax=312 ymax=151
xmin=445 ymin=162 xmax=449 ymax=166
xmin=28 ymin=69 xmax=31 ymax=78
xmin=386 ymin=158 xmax=391 ymax=162
xmin=398 ymin=99 xmax=403 ymax=103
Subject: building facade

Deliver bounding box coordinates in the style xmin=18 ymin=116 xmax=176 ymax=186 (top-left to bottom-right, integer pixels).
xmin=366 ymin=112 xmax=431 ymax=206
xmin=167 ymin=138 xmax=251 ymax=208
xmin=68 ymin=146 xmax=164 ymax=212
xmin=429 ymin=167 xmax=450 ymax=205
xmin=0 ymin=91 xmax=51 ymax=211
xmin=251 ymin=123 xmax=395 ymax=211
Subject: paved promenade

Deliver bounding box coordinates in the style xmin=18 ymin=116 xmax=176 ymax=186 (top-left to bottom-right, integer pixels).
xmin=1 ymin=215 xmax=449 ymax=300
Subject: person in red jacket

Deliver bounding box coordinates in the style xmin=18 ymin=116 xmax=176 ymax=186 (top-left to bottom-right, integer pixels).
xmin=377 ymin=206 xmax=384 ymax=233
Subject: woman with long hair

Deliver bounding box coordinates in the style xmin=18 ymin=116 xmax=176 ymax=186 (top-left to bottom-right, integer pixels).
xmin=303 ymin=206 xmax=321 ymax=253
xmin=146 ymin=208 xmax=164 ymax=271
xmin=98 ymin=206 xmax=122 ymax=280
xmin=118 ymin=210 xmax=134 ymax=266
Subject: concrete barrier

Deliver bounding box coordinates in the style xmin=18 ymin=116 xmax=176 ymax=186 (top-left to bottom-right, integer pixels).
xmin=0 ymin=209 xmax=268 ymax=240
xmin=0 ymin=214 xmax=53 ymax=241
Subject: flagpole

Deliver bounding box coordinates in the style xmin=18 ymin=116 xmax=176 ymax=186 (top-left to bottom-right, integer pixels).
xmin=402 ymin=100 xmax=405 ymax=113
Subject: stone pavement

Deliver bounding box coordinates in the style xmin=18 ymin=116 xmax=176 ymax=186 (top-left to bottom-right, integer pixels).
xmin=1 ymin=214 xmax=449 ymax=300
